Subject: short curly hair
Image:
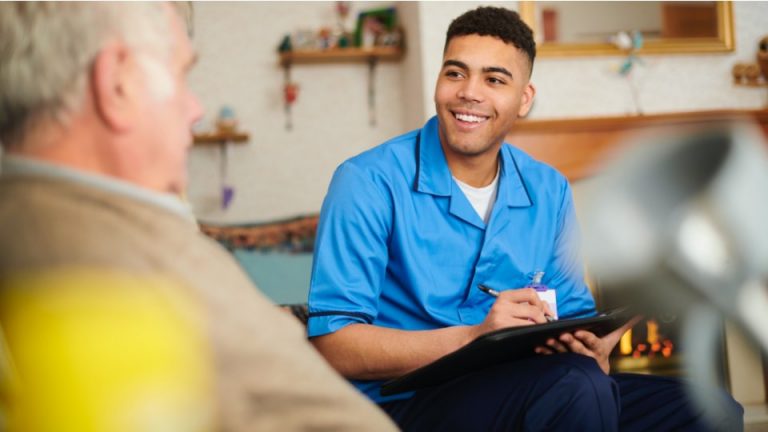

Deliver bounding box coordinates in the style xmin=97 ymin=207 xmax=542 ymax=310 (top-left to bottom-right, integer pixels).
xmin=445 ymin=6 xmax=536 ymax=74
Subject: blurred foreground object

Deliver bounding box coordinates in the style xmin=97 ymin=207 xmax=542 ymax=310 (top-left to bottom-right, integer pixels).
xmin=0 ymin=269 xmax=214 ymax=432
xmin=581 ymin=121 xmax=768 ymax=427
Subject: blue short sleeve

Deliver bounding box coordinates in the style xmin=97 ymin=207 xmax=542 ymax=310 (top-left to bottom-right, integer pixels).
xmin=307 ymin=161 xmax=392 ymax=337
xmin=545 ymin=182 xmax=596 ymax=319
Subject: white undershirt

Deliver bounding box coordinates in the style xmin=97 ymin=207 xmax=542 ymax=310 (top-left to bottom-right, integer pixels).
xmin=453 ymin=168 xmax=500 ymax=224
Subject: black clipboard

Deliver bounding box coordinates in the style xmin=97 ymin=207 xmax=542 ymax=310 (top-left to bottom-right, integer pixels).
xmin=380 ymin=307 xmax=633 ymax=396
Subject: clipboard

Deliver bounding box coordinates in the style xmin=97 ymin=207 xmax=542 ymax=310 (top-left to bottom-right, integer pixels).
xmin=380 ymin=307 xmax=633 ymax=396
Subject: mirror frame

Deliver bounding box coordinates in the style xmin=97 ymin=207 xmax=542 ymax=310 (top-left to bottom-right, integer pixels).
xmin=519 ymin=1 xmax=734 ymax=56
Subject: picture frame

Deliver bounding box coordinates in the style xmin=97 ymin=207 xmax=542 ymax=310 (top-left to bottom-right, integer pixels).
xmin=354 ymin=7 xmax=398 ymax=48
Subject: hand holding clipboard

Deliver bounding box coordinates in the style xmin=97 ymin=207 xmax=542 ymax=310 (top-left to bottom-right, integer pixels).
xmin=534 ymin=312 xmax=641 ymax=374
xmin=380 ymin=307 xmax=637 ymax=396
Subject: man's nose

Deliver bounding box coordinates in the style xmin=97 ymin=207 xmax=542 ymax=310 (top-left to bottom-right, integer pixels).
xmin=457 ymin=77 xmax=484 ymax=103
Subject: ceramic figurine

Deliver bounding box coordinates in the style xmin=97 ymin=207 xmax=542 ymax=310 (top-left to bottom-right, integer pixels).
xmin=278 ymin=34 xmax=292 ymax=53
xmin=216 ymin=106 xmax=237 ymax=133
xmin=744 ymin=63 xmax=761 ymax=84
xmin=732 ymin=63 xmax=747 ymax=84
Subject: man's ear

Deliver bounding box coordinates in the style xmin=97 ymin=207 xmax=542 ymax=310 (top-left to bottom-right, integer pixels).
xmin=90 ymin=42 xmax=137 ymax=132
xmin=517 ymin=82 xmax=536 ymax=118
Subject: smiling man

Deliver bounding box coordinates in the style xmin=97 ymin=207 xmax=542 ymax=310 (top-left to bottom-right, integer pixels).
xmin=308 ymin=6 xmax=742 ymax=431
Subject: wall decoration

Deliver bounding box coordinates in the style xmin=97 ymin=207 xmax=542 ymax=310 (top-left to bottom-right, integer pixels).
xmin=354 ymin=7 xmax=398 ymax=48
xmin=732 ymin=35 xmax=768 ymax=88
xmin=216 ymin=106 xmax=237 ymax=210
xmin=283 ymin=73 xmax=299 ymax=131
xmin=610 ymin=30 xmax=645 ymax=115
xmin=275 ymin=3 xmax=403 ymax=130
xmin=192 ymin=107 xmax=250 ymax=211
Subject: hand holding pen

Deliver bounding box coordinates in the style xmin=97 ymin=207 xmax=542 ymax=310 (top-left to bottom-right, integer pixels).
xmin=479 ymin=271 xmax=556 ymax=323
xmin=478 ymin=284 xmax=556 ymax=323
xmin=471 ymin=283 xmax=556 ymax=340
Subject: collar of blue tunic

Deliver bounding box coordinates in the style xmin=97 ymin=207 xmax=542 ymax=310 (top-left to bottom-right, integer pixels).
xmin=415 ymin=116 xmax=533 ymax=208
xmin=1 ymin=155 xmax=196 ymax=223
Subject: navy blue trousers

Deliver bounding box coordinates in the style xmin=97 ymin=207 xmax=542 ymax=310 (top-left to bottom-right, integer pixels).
xmin=380 ymin=353 xmax=743 ymax=432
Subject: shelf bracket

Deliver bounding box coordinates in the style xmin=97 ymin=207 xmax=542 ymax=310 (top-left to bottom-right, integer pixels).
xmin=367 ymin=56 xmax=378 ymax=127
xmin=283 ymin=61 xmax=293 ymax=131
xmin=219 ymin=139 xmax=234 ymax=210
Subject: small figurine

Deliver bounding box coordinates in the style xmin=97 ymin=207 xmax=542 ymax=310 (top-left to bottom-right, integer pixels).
xmin=732 ymin=63 xmax=747 ymax=84
xmin=216 ymin=106 xmax=237 ymax=134
xmin=277 ymin=34 xmax=292 ymax=53
xmin=222 ymin=185 xmax=234 ymax=210
xmin=744 ymin=63 xmax=761 ymax=85
xmin=730 ymin=35 xmax=768 ymax=85
xmin=337 ymin=33 xmax=351 ymax=48
xmin=318 ymin=27 xmax=332 ymax=50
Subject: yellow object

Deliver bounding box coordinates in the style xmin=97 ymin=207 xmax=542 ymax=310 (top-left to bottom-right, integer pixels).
xmin=619 ymin=328 xmax=633 ymax=356
xmin=0 ymin=269 xmax=214 ymax=432
xmin=646 ymin=319 xmax=659 ymax=346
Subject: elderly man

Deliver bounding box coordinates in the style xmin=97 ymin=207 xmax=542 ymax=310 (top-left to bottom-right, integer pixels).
xmin=0 ymin=3 xmax=396 ymax=431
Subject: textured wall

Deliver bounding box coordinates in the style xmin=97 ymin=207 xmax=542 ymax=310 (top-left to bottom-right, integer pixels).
xmin=187 ymin=2 xmax=404 ymax=223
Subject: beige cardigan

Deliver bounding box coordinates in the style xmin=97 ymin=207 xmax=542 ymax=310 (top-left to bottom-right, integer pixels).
xmin=0 ymin=174 xmax=397 ymax=432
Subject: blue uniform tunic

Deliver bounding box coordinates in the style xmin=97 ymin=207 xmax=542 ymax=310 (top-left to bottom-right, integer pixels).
xmin=308 ymin=116 xmax=596 ymax=402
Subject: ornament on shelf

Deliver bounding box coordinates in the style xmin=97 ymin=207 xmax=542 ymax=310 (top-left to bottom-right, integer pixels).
xmin=277 ymin=34 xmax=292 ymax=53
xmin=732 ymin=63 xmax=747 ymax=84
xmin=283 ymin=82 xmax=299 ymax=131
xmin=610 ymin=30 xmax=645 ymax=115
xmin=216 ymin=106 xmax=237 ymax=210
xmin=317 ymin=27 xmax=333 ymax=50
xmin=744 ymin=64 xmax=762 ymax=85
xmin=216 ymin=106 xmax=238 ymax=134
xmin=731 ymin=35 xmax=768 ymax=87
xmin=610 ymin=30 xmax=644 ymax=77
xmin=284 ymin=82 xmax=299 ymax=105
xmin=221 ymin=185 xmax=234 ymax=210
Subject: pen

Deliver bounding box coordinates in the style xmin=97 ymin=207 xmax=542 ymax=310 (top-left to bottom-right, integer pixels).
xmin=478 ymin=284 xmax=500 ymax=297
xmin=478 ymin=284 xmax=555 ymax=322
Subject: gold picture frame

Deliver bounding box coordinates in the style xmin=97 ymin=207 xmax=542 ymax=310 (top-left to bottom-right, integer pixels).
xmin=519 ymin=1 xmax=734 ymax=57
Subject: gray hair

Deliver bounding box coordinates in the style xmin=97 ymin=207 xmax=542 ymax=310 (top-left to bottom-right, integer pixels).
xmin=0 ymin=2 xmax=189 ymax=147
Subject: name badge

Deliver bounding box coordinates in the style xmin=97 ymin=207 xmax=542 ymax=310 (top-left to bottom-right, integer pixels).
xmin=534 ymin=286 xmax=558 ymax=320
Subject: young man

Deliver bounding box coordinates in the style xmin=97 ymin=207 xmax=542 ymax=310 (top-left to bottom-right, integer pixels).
xmin=0 ymin=3 xmax=397 ymax=431
xmin=308 ymin=7 xmax=742 ymax=431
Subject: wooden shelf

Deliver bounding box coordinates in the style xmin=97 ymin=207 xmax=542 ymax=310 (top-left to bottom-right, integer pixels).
xmin=279 ymin=46 xmax=403 ymax=65
xmin=193 ymin=131 xmax=249 ymax=145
